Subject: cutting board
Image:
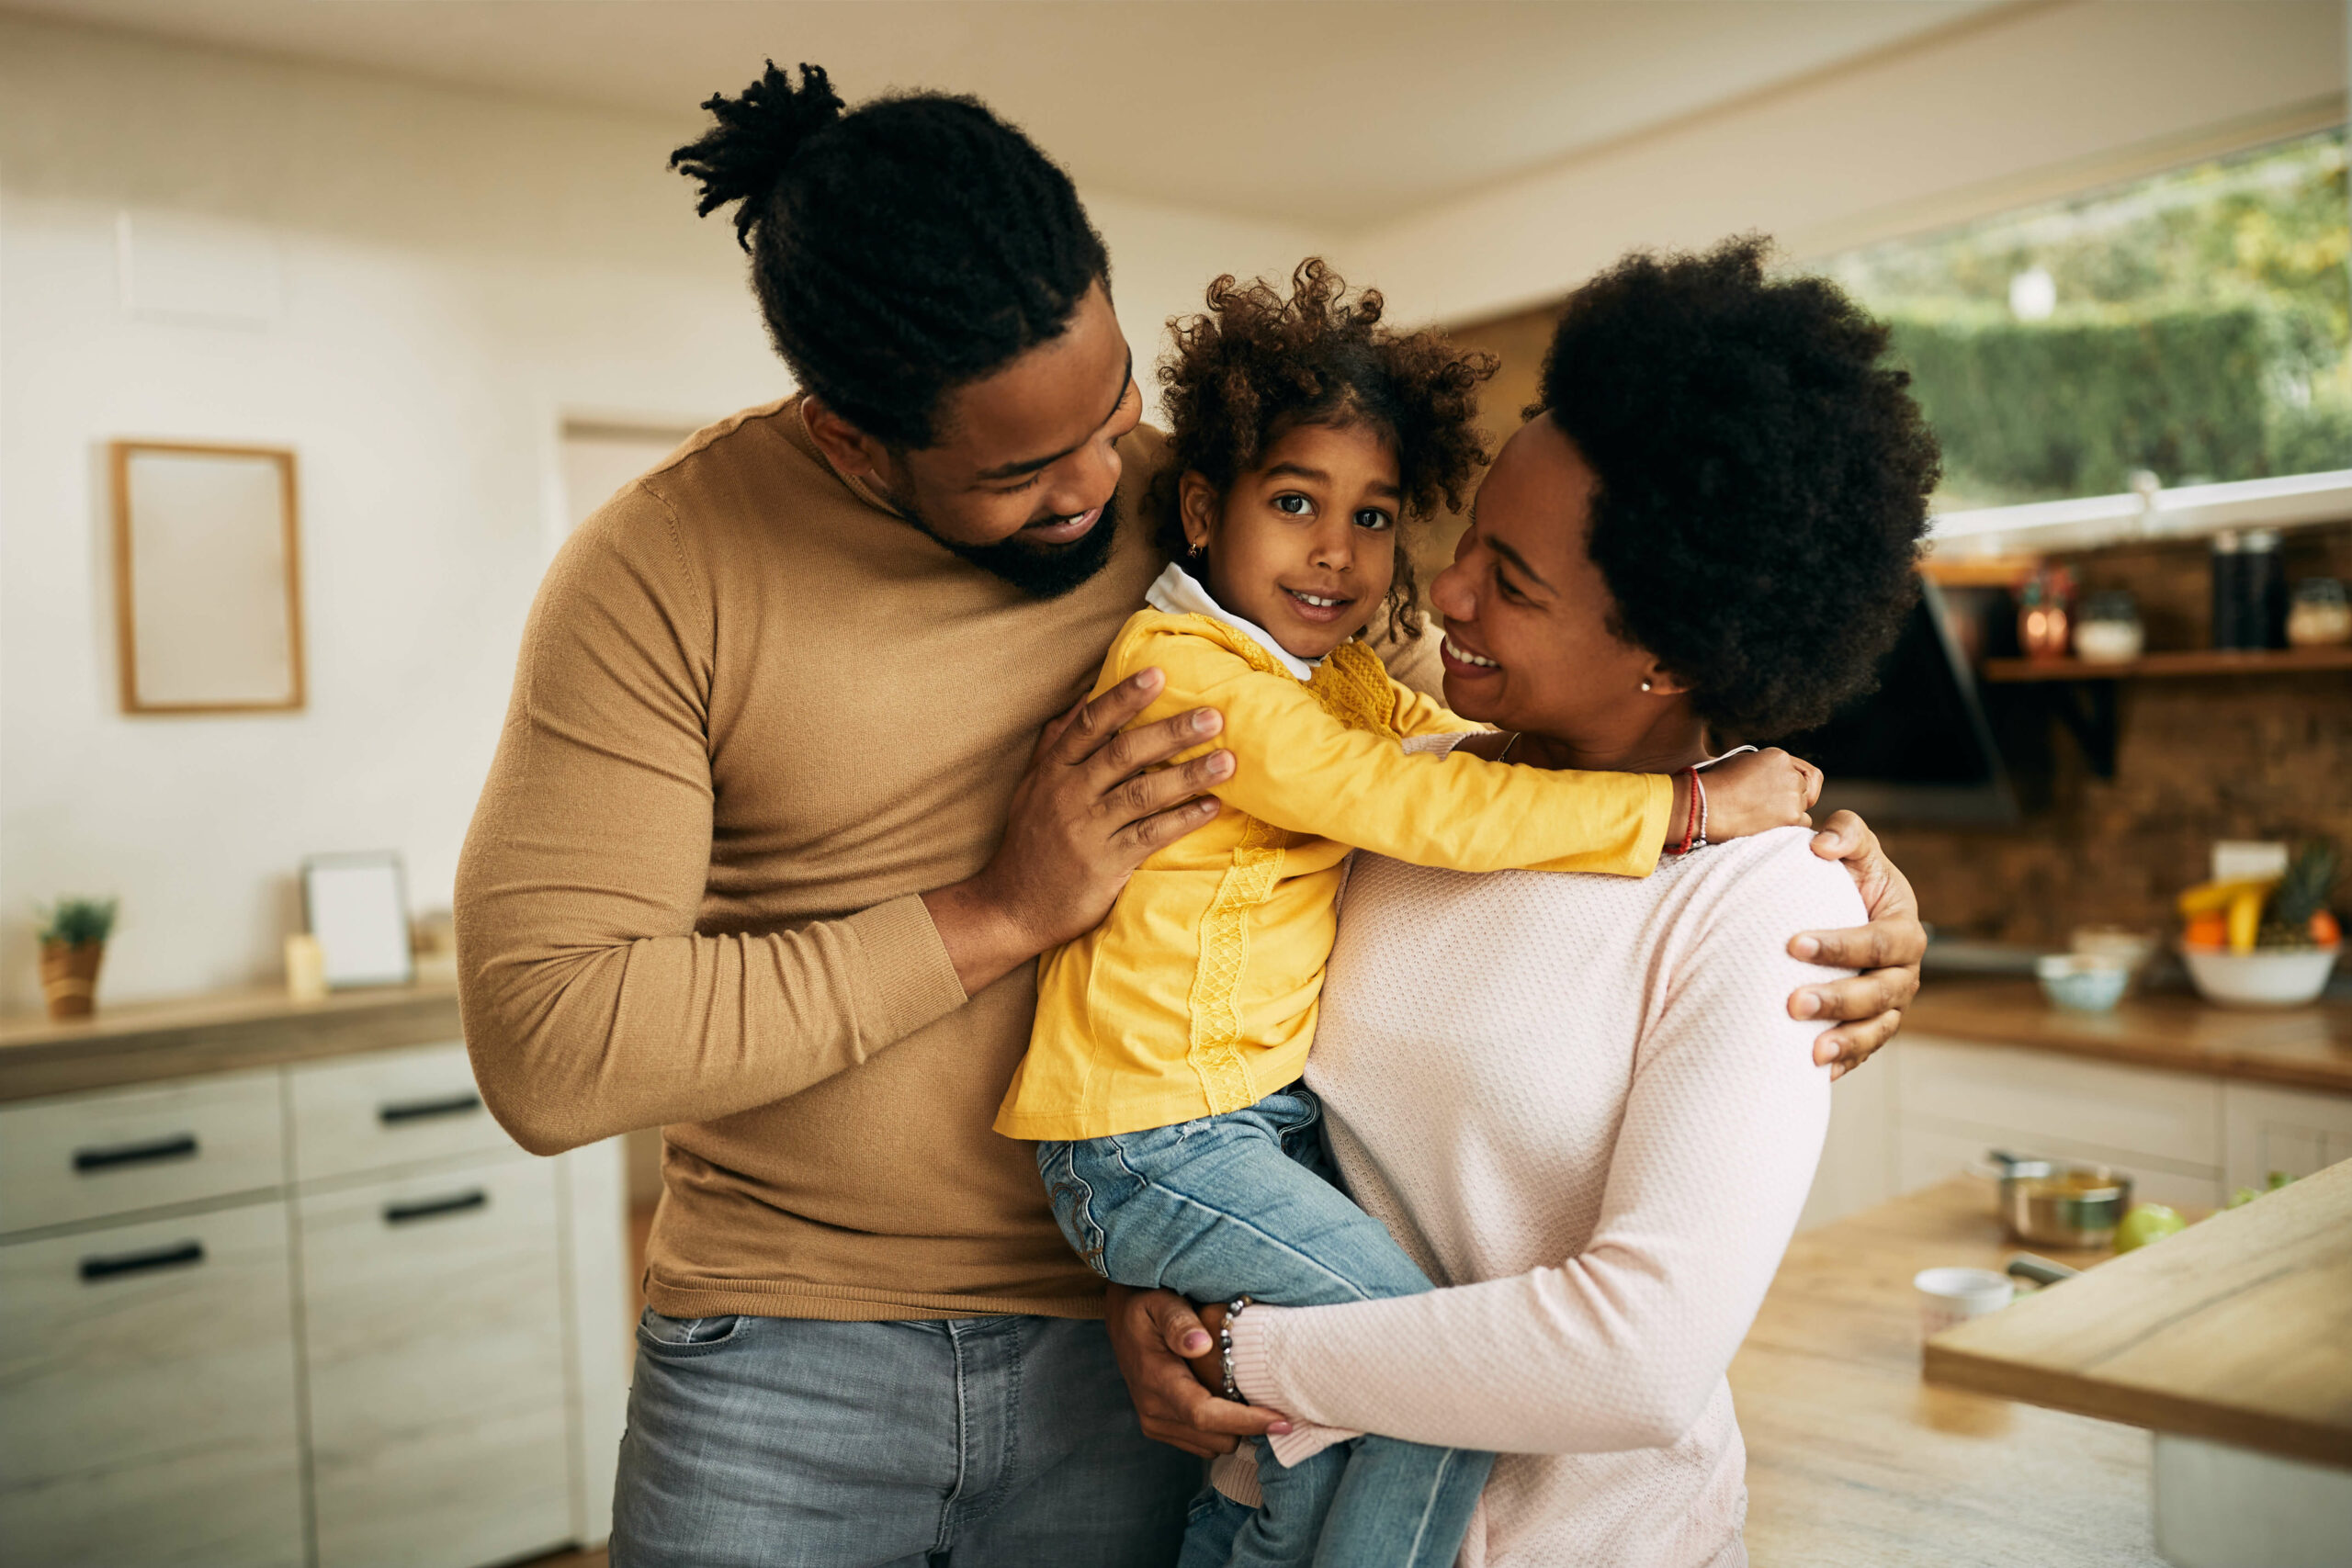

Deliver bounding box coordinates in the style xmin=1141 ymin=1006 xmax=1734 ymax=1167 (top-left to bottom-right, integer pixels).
xmin=1923 ymin=1156 xmax=2352 ymax=1469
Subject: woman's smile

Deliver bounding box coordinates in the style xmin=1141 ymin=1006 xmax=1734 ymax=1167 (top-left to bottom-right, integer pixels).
xmin=1439 ymin=631 xmax=1499 ymax=673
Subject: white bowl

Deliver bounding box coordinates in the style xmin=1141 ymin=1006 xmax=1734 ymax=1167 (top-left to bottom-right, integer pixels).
xmin=2180 ymin=944 xmax=2339 ymax=1009
xmin=2035 ymin=953 xmax=2131 ymax=1012
xmin=1914 ymin=1266 xmax=2013 ymax=1340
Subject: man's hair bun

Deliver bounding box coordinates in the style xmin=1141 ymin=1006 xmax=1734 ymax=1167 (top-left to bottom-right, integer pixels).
xmin=670 ymin=61 xmax=846 ymax=251
xmin=669 ymin=62 xmax=1107 ymax=449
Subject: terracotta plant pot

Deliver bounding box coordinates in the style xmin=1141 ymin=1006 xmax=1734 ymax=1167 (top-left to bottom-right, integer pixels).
xmin=40 ymin=940 xmax=105 ymax=1020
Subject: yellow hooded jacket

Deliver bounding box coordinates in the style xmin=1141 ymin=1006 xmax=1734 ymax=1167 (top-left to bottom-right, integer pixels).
xmin=995 ymin=588 xmax=1673 ymax=1143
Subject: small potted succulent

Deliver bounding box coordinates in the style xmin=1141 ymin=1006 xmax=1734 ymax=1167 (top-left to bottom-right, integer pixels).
xmin=37 ymin=897 xmax=118 ymax=1020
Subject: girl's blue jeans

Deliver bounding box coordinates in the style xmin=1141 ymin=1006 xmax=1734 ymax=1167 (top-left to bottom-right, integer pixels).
xmin=1035 ymin=1086 xmax=1492 ymax=1568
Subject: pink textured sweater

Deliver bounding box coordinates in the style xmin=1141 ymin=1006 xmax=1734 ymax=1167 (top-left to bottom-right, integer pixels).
xmin=1216 ymin=744 xmax=1859 ymax=1567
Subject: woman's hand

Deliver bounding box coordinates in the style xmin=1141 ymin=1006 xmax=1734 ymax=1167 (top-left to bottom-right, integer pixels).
xmin=1792 ymin=810 xmax=1925 ymax=1078
xmin=922 ymin=670 xmax=1234 ymax=997
xmin=1102 ymin=1284 xmax=1290 ymax=1459
xmin=1689 ymin=747 xmax=1821 ymax=844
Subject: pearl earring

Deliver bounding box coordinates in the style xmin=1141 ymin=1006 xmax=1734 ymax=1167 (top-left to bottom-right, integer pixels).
xmin=1640 ymin=678 xmax=1653 ymax=693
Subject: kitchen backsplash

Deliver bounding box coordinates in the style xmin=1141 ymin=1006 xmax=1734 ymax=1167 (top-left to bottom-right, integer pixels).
xmin=1885 ymin=522 xmax=2352 ymax=948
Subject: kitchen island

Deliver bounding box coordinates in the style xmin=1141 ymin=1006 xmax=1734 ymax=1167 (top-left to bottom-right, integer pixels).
xmin=1734 ymin=1176 xmax=2159 ymax=1565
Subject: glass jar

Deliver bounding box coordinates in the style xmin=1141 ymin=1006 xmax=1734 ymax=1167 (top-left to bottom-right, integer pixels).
xmin=2287 ymin=578 xmax=2352 ymax=649
xmin=2017 ymin=564 xmax=2075 ymax=661
xmin=2074 ymin=590 xmax=2144 ymax=664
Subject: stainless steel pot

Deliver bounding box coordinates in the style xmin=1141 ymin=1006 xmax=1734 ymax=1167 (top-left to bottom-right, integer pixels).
xmin=1986 ymin=1150 xmax=2132 ymax=1247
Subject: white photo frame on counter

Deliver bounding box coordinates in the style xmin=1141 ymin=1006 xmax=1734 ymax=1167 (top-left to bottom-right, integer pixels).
xmin=301 ymin=852 xmax=413 ymax=989
xmin=111 ymin=440 xmax=305 ymax=714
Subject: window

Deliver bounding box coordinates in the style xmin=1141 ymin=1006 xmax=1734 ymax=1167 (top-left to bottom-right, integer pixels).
xmin=1818 ymin=129 xmax=2350 ymax=512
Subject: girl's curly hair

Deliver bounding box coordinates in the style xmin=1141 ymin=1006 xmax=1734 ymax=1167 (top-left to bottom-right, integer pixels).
xmin=1155 ymin=259 xmax=1497 ymax=640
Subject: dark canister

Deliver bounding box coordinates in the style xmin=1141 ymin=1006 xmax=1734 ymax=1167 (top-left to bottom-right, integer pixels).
xmin=2211 ymin=530 xmax=2246 ymax=649
xmin=2241 ymin=528 xmax=2286 ymax=649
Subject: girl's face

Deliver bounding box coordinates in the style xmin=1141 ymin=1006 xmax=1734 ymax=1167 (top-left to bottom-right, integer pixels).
xmin=1178 ymin=420 xmax=1402 ymax=661
xmin=1429 ymin=414 xmax=1682 ymax=743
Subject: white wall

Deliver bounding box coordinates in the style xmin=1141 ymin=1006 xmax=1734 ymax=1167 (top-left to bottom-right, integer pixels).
xmin=1352 ymin=0 xmax=2347 ymax=326
xmin=0 ymin=16 xmax=1330 ymax=1011
xmin=6 ymin=3 xmax=2343 ymax=1012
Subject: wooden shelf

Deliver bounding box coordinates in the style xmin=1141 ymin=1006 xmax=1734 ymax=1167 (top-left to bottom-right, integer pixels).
xmin=1981 ymin=646 xmax=2352 ymax=682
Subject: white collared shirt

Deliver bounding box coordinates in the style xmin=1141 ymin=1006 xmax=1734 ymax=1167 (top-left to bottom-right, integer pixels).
xmin=1144 ymin=561 xmax=1324 ymax=682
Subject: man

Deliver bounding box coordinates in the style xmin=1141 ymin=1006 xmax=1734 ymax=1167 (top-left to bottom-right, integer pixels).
xmin=455 ymin=62 xmax=1924 ymax=1567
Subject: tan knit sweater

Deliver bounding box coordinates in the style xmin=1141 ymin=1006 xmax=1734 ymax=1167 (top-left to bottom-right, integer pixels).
xmin=455 ymin=396 xmax=1444 ymax=1321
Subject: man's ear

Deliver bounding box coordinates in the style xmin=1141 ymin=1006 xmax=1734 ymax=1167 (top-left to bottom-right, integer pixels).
xmin=801 ymin=396 xmax=892 ymax=483
xmin=1176 ymin=471 xmax=1221 ymax=554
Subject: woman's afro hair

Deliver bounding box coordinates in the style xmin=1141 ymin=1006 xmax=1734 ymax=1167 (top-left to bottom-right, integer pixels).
xmin=671 ymin=62 xmax=1108 ymax=449
xmin=1156 ymin=259 xmax=1497 ymax=640
xmin=1539 ymin=235 xmax=1939 ymax=738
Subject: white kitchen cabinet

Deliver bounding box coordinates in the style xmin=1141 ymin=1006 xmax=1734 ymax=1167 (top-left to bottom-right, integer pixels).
xmin=1894 ymin=1119 xmax=2226 ymax=1212
xmin=300 ymin=1155 xmax=572 ymax=1568
xmin=1896 ymin=1037 xmax=2224 ymax=1171
xmin=2222 ymin=1080 xmax=2352 ymax=1191
xmin=0 ymin=1067 xmax=285 ymax=1235
xmin=0 ymin=1201 xmax=305 ymax=1567
xmin=1802 ymin=1031 xmax=2352 ymax=1227
xmin=0 ymin=1043 xmax=626 ymax=1568
xmin=288 ymin=1041 xmax=511 ymax=1185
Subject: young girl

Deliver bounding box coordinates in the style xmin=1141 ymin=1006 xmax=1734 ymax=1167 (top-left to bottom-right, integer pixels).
xmin=994 ymin=262 xmax=1813 ymax=1568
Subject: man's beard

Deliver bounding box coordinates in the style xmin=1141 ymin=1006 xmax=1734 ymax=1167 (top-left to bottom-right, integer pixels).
xmin=902 ymin=491 xmax=1124 ymax=600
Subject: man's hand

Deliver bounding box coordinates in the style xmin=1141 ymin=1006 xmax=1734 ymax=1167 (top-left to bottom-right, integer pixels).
xmin=1103 ymin=1284 xmax=1288 ymax=1459
xmin=1792 ymin=809 xmax=1925 ymax=1079
xmin=924 ymin=670 xmax=1231 ymax=997
xmin=1693 ymin=747 xmax=1822 ymax=844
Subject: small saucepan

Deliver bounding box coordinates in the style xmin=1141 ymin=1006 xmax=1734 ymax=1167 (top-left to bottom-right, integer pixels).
xmin=1985 ymin=1150 xmax=2133 ymax=1248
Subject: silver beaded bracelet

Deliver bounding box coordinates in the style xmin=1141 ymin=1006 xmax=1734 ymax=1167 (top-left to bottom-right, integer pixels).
xmin=1217 ymin=1295 xmax=1254 ymax=1404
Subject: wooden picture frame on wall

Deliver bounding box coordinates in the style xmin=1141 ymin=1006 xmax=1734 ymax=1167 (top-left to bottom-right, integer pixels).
xmin=111 ymin=440 xmax=306 ymax=714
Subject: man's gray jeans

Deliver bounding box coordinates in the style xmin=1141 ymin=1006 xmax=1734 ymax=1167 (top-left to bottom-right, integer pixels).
xmin=610 ymin=1308 xmax=1199 ymax=1567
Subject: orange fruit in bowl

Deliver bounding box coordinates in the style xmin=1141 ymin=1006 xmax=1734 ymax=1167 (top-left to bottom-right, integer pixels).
xmin=2183 ymin=911 xmax=2229 ymax=949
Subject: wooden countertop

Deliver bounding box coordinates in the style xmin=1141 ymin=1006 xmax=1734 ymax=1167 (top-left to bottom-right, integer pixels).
xmin=1731 ymin=1178 xmax=2159 ymax=1565
xmin=1908 ymin=976 xmax=2352 ymax=1094
xmin=1924 ymin=1158 xmax=2351 ymax=1470
xmin=0 ymin=982 xmax=462 ymax=1102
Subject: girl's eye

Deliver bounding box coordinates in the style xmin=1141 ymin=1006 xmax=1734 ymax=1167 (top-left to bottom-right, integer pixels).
xmin=998 ymin=474 xmax=1045 ymax=495
xmin=1271 ymin=493 xmax=1312 ymax=516
xmin=1354 ymin=509 xmax=1394 ymax=532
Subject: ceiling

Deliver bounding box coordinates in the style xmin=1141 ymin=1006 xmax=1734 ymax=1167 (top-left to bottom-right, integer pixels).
xmin=5 ymin=0 xmax=2017 ymax=229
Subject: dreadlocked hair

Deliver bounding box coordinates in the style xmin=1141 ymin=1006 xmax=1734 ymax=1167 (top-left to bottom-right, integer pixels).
xmin=670 ymin=62 xmax=1109 ymax=449
xmin=1155 ymin=259 xmax=1496 ymax=641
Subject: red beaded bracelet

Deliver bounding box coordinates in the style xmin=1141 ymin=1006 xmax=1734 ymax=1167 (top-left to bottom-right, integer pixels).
xmin=1670 ymin=765 xmax=1701 ymax=855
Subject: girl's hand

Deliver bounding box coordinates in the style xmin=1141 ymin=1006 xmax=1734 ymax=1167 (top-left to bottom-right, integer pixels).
xmin=1687 ymin=746 xmax=1820 ymax=843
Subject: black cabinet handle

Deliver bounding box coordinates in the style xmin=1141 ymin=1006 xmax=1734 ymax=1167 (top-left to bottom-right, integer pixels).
xmin=378 ymin=1092 xmax=483 ymax=1125
xmin=74 ymin=1134 xmax=199 ymax=1173
xmin=81 ymin=1240 xmax=205 ymax=1281
xmin=384 ymin=1189 xmax=488 ymax=1225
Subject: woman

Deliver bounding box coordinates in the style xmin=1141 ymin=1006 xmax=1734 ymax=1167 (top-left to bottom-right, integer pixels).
xmin=1182 ymin=237 xmax=1940 ymax=1567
